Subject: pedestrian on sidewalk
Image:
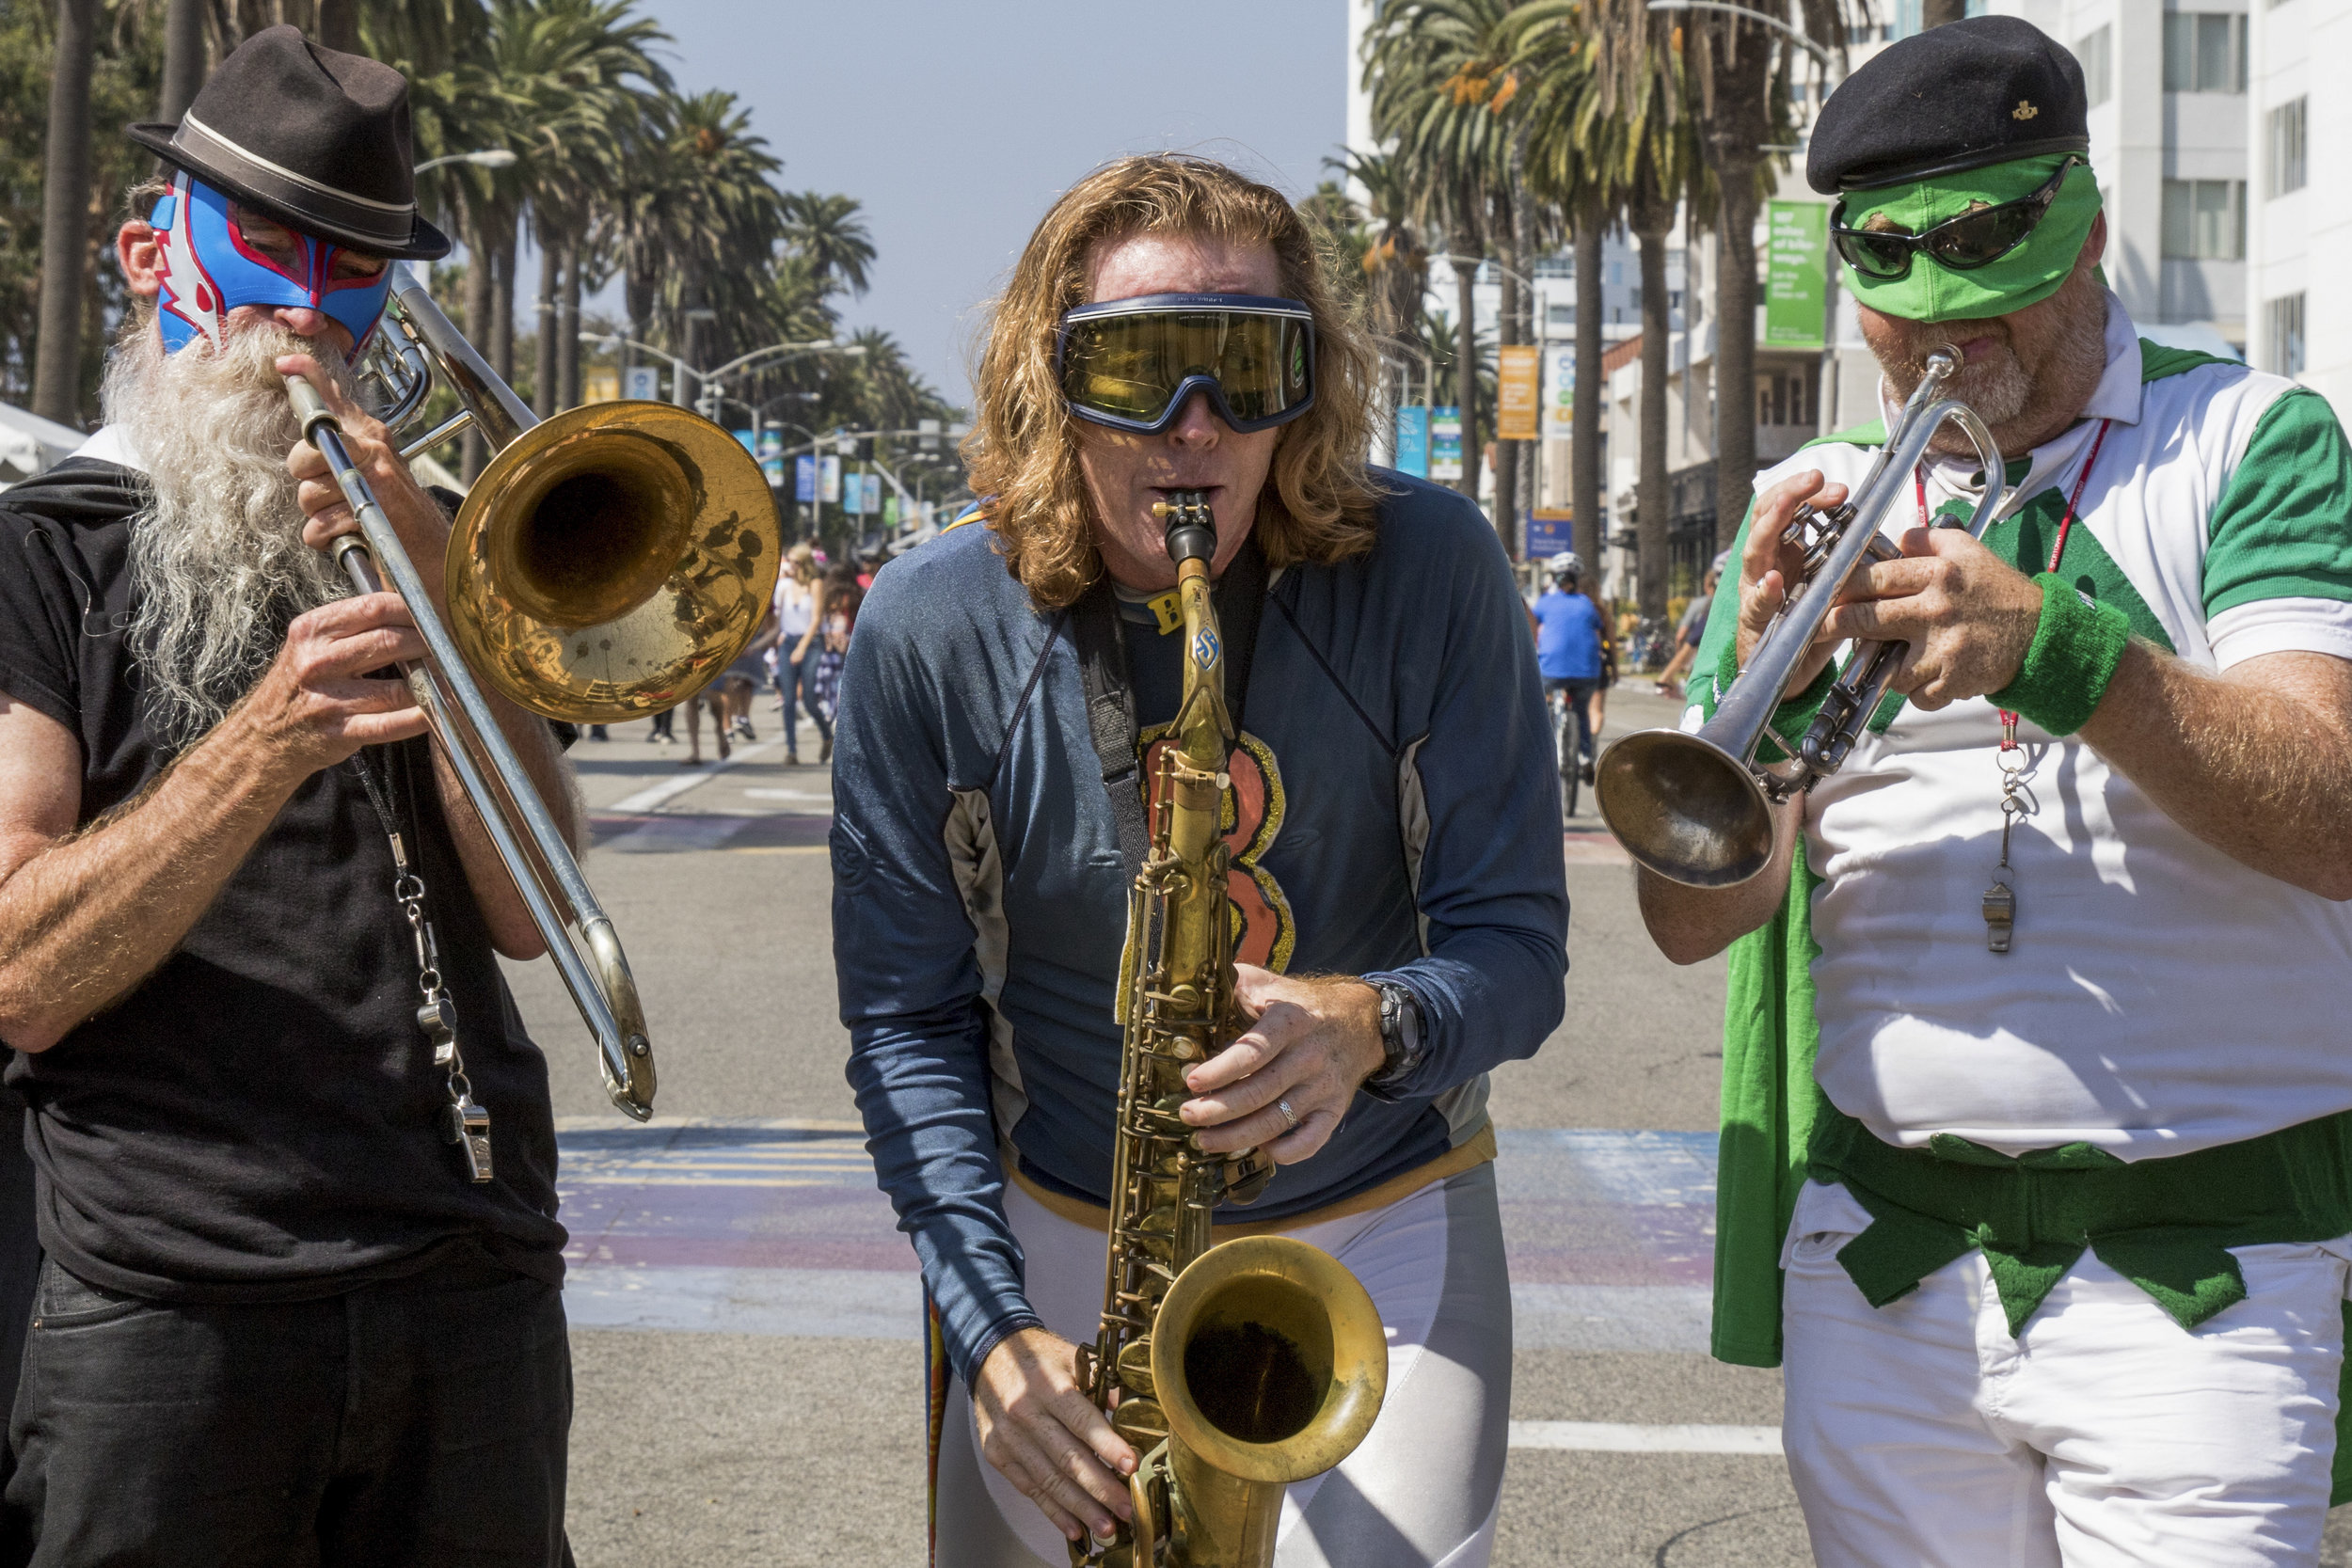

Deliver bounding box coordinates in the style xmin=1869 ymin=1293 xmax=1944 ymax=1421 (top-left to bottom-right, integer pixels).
xmin=834 ymin=153 xmax=1565 ymax=1568
xmin=774 ymin=543 xmax=818 ymax=764
xmin=1650 ymin=555 xmax=1724 ymax=701
xmin=1643 ymin=20 xmax=2352 ymax=1564
xmin=802 ymin=562 xmax=861 ymax=756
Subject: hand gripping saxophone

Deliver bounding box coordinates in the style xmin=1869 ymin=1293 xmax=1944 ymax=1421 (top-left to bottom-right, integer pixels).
xmin=1072 ymin=492 xmax=1388 ymax=1568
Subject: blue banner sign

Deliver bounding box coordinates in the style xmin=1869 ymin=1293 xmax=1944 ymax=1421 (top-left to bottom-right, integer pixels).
xmin=1393 ymin=405 xmax=1430 ymax=477
xmin=795 ymin=454 xmax=818 ymax=502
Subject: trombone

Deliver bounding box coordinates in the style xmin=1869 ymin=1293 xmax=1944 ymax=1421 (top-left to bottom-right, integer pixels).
xmin=1593 ymin=350 xmax=2004 ymax=888
xmin=285 ymin=265 xmax=780 ymax=1118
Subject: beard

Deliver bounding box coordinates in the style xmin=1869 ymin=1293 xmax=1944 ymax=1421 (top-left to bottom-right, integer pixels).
xmin=1870 ymin=267 xmax=2109 ymax=455
xmin=103 ymin=318 xmax=357 ymax=751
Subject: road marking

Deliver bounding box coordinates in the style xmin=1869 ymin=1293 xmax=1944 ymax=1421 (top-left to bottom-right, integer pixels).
xmin=605 ymin=740 xmax=785 ymax=814
xmin=740 ymin=787 xmax=836 ymax=807
xmin=1507 ymin=1422 xmax=1783 ymax=1455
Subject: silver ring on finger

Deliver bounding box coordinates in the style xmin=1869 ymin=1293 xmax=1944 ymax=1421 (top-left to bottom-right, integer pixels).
xmin=1276 ymin=1097 xmax=1298 ymax=1130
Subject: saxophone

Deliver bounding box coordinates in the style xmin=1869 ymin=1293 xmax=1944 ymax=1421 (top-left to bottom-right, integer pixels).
xmin=1073 ymin=491 xmax=1388 ymax=1568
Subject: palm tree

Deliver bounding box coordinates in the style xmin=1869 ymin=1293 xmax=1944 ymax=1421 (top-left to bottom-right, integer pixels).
xmin=1365 ymin=0 xmax=1522 ymax=513
xmin=1328 ymin=150 xmax=1431 ymax=432
xmin=1513 ymin=0 xmax=1708 ymax=613
xmin=485 ymin=0 xmax=668 ymax=418
xmin=1507 ymin=3 xmax=1615 ymax=580
xmin=32 ymin=0 xmax=100 ymax=427
xmin=1685 ymin=0 xmax=1834 ymax=548
xmin=783 ymin=191 xmax=874 ymax=299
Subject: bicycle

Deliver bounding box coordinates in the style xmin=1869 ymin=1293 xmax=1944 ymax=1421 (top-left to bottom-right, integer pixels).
xmin=1549 ymin=682 xmax=1596 ymax=819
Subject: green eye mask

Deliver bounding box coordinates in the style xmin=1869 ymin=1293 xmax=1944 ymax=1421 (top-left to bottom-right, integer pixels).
xmin=1836 ymin=154 xmax=2102 ymax=323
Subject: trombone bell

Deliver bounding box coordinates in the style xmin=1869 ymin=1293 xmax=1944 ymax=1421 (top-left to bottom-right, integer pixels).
xmin=444 ymin=401 xmax=780 ymax=725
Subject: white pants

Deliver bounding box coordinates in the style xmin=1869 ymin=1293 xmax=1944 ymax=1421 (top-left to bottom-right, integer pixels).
xmin=1782 ymin=1180 xmax=2352 ymax=1567
xmin=934 ymin=1164 xmax=1512 ymax=1568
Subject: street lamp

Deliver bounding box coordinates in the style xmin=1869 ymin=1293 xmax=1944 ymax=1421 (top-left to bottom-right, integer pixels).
xmin=576 ymin=333 xmax=863 ymax=408
xmin=1644 ymin=0 xmax=1834 ymax=64
xmin=414 ymin=148 xmax=517 ymax=175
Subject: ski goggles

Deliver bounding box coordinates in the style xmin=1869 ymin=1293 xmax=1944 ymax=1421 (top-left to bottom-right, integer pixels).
xmin=1831 ymin=156 xmax=2084 ymax=282
xmin=1057 ymin=293 xmax=1315 ymax=435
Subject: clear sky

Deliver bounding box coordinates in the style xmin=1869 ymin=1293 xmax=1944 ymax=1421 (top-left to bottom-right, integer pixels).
xmin=604 ymin=0 xmax=1351 ymax=409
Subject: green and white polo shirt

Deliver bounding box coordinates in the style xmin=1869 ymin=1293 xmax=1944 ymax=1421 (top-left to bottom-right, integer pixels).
xmin=1692 ymin=293 xmax=2352 ymax=1162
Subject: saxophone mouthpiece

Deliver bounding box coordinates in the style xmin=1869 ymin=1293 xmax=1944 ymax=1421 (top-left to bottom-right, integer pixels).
xmin=1152 ymin=489 xmax=1216 ymax=566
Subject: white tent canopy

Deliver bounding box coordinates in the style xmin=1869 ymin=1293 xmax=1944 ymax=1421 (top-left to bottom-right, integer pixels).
xmin=0 ymin=403 xmax=87 ymax=483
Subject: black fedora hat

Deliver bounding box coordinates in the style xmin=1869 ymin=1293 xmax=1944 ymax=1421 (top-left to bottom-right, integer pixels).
xmin=126 ymin=24 xmax=452 ymax=261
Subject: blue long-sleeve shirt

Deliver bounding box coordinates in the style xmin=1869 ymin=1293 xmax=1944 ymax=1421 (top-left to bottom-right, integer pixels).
xmin=832 ymin=471 xmax=1568 ymax=1384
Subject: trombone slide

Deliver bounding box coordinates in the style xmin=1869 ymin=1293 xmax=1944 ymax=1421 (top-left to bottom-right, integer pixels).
xmin=285 ymin=375 xmax=656 ymax=1119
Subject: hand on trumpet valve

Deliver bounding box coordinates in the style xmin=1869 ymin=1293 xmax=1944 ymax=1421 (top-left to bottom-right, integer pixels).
xmin=1737 ymin=469 xmax=1852 ymax=686
xmin=1818 ymin=526 xmax=2046 ymax=711
xmin=279 ymin=352 xmax=452 ymax=605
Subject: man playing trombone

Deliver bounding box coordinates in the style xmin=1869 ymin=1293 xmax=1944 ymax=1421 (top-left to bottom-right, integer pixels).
xmin=1629 ymin=17 xmax=2352 ymax=1564
xmin=0 ymin=28 xmax=577 ymax=1562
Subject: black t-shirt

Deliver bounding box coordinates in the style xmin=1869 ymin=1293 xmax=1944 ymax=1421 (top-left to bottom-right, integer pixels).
xmin=0 ymin=457 xmax=564 ymax=1301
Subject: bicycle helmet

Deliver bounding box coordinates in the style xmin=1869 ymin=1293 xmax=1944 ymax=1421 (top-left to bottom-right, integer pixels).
xmin=1549 ymin=550 xmax=1583 ymax=581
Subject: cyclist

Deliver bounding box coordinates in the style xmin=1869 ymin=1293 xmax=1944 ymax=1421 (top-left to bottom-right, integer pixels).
xmin=1533 ymin=551 xmax=1604 ymax=785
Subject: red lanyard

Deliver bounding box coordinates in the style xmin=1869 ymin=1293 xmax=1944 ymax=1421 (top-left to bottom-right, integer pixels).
xmin=1913 ymin=420 xmax=2113 ymax=750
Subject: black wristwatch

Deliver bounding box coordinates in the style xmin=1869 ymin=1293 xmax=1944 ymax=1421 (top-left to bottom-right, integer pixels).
xmin=1361 ymin=977 xmax=1426 ymax=1103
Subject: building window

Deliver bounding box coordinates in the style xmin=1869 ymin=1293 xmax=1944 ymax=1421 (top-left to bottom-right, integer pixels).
xmin=2161 ymin=179 xmax=2247 ymax=259
xmin=2270 ymin=293 xmax=2307 ymax=375
xmin=2164 ymin=12 xmax=2247 ymax=92
xmin=2268 ymin=97 xmax=2308 ymax=196
xmin=1547 ymin=304 xmax=1576 ymax=327
xmin=1756 ymin=370 xmax=1816 ymax=429
xmin=2078 ymin=25 xmax=2112 ymax=107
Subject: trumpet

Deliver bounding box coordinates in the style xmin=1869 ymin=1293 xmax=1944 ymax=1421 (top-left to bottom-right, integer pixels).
xmin=285 ymin=264 xmax=779 ymax=1118
xmin=1594 ymin=350 xmax=2005 ymax=888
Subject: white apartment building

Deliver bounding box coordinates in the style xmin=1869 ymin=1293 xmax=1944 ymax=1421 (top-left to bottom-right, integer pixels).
xmin=1989 ymin=0 xmax=2252 ymax=356
xmin=2247 ymin=0 xmax=2350 ymax=420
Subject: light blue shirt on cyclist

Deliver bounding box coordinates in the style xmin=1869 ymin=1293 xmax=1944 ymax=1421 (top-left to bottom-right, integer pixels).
xmin=1533 ymin=588 xmax=1603 ymax=681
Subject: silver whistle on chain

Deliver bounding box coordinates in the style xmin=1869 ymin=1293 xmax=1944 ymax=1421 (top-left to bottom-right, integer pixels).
xmin=1984 ymin=716 xmax=2027 ymax=955
xmin=389 ymin=830 xmax=494 ymax=1183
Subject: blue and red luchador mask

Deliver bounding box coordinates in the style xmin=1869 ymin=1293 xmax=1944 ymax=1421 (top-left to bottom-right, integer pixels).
xmin=150 ymin=170 xmax=394 ymax=354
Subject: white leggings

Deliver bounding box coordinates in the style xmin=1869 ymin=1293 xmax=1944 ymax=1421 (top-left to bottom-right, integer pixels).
xmin=934 ymin=1163 xmax=1513 ymax=1568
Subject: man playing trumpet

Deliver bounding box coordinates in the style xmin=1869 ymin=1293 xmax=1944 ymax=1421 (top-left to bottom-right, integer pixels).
xmin=1640 ymin=17 xmax=2352 ymax=1564
xmin=0 ymin=28 xmax=577 ymax=1561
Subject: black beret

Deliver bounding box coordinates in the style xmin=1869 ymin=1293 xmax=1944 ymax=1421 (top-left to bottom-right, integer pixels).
xmin=1807 ymin=16 xmax=2090 ymax=194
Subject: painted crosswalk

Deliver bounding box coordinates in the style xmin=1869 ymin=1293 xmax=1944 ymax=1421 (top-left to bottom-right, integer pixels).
xmin=553 ymin=1121 xmax=1721 ymax=1354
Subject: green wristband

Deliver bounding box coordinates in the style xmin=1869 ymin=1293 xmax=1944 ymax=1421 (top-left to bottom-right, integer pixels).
xmin=1988 ymin=573 xmax=2132 ymax=736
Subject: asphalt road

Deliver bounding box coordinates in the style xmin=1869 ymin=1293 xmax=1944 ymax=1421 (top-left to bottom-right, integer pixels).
xmin=506 ymin=687 xmax=2352 ymax=1566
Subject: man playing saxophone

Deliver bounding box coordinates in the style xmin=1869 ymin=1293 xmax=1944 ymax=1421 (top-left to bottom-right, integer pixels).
xmin=833 ymin=155 xmax=1566 ymax=1566
xmin=1637 ymin=18 xmax=2352 ymax=1564
xmin=0 ymin=29 xmax=578 ymax=1560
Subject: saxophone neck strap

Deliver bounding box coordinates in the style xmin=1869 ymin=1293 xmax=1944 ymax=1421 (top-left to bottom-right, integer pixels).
xmin=1070 ymin=532 xmax=1268 ymax=883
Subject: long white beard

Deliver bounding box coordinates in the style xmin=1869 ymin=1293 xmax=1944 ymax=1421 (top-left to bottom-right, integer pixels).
xmin=103 ymin=322 xmax=356 ymax=750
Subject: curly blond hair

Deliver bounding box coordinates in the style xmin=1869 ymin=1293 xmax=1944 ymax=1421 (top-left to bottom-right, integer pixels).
xmin=964 ymin=154 xmax=1384 ymax=610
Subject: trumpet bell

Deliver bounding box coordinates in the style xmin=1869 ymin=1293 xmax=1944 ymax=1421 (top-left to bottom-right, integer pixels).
xmin=1594 ymin=728 xmax=1777 ymax=888
xmin=443 ymin=400 xmax=781 ymax=724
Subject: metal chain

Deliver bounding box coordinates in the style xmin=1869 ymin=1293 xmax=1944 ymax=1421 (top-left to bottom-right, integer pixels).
xmin=354 ymin=756 xmax=494 ymax=1183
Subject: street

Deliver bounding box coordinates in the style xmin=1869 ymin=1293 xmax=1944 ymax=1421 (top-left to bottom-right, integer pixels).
xmin=511 ymin=687 xmax=2352 ymax=1566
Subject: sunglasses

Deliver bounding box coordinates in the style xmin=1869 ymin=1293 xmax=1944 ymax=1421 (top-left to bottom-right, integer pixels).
xmin=1830 ymin=157 xmax=2084 ymax=282
xmin=1057 ymin=293 xmax=1316 ymax=435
